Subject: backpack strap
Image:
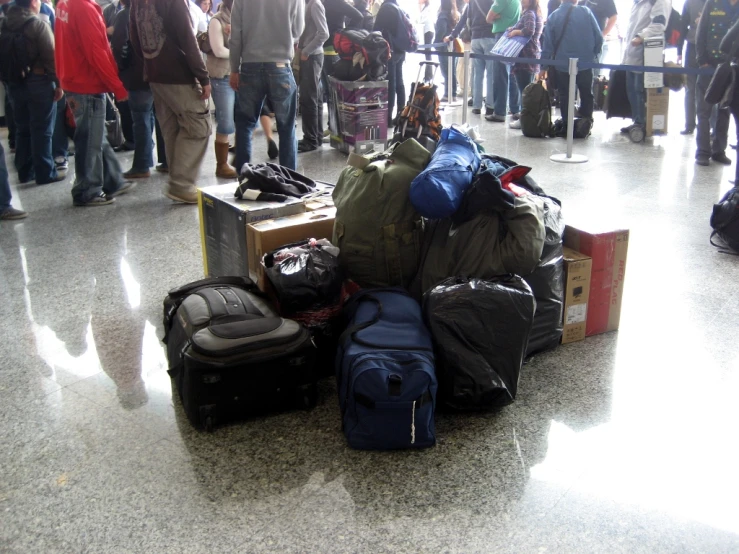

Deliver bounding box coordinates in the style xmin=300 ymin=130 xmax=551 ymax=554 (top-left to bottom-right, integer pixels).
xmin=552 ymin=5 xmax=574 ymax=59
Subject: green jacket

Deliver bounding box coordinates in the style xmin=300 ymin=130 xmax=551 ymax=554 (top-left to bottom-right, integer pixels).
xmin=490 ymin=0 xmax=521 ymax=34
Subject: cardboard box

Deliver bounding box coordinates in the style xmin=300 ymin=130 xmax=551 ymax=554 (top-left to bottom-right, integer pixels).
xmin=646 ymin=87 xmax=669 ymax=137
xmin=328 ymin=77 xmax=388 ymax=154
xmin=644 ymin=37 xmax=664 ymax=89
xmin=561 ymin=247 xmax=593 ymax=344
xmin=246 ymin=207 xmax=336 ymax=287
xmin=563 ymin=224 xmax=629 ymax=337
xmin=198 ymin=183 xmax=307 ymax=277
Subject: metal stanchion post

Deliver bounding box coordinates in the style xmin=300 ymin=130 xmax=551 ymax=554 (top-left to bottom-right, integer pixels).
xmin=551 ymin=58 xmax=588 ymax=164
xmin=461 ymin=49 xmax=470 ymax=125
xmin=447 ymin=42 xmax=454 ymax=103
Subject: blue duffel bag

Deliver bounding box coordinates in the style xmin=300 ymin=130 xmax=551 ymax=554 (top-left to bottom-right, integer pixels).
xmin=409 ymin=125 xmax=481 ymax=219
xmin=336 ymin=288 xmax=437 ymax=450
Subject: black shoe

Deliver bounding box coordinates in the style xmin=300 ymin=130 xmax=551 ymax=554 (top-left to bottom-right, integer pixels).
xmin=711 ymin=152 xmax=732 ymax=165
xmin=155 ymin=163 xmax=169 ymax=173
xmin=74 ymin=193 xmax=115 ymax=207
xmin=680 ymin=128 xmax=695 ymax=135
xmin=471 ymin=108 xmax=482 ymax=115
xmin=696 ymin=155 xmax=710 ymax=167
xmin=620 ymin=125 xmax=635 ymax=134
xmin=114 ymin=141 xmax=135 ymax=152
xmin=297 ymin=141 xmax=317 ymax=153
xmin=485 ymin=107 xmax=495 ymax=116
xmin=467 ymin=98 xmax=473 ymax=107
xmin=267 ymin=139 xmax=279 ymax=160
xmin=485 ymin=113 xmax=506 ymax=122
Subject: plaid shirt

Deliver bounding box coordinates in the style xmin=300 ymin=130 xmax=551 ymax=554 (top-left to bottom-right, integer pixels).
xmin=511 ymin=9 xmax=543 ymax=73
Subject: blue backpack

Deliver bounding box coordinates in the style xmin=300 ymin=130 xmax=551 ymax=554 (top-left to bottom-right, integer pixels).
xmin=409 ymin=125 xmax=481 ymax=219
xmin=336 ymin=289 xmax=437 ymax=450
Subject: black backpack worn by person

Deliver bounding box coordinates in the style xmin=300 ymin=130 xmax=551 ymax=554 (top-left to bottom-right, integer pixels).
xmin=710 ymin=186 xmax=739 ymax=254
xmin=0 ymin=17 xmax=36 ymax=83
xmin=520 ymin=81 xmax=554 ymax=138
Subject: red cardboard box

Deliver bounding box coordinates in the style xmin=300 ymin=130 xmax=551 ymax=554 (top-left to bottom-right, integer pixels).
xmin=563 ymin=224 xmax=629 ymax=336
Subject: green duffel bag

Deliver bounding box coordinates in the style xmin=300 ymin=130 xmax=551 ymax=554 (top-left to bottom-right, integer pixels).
xmin=332 ymin=139 xmax=431 ymax=290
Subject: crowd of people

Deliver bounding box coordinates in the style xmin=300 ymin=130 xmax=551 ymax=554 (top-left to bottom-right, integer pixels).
xmin=0 ymin=0 xmax=737 ymax=221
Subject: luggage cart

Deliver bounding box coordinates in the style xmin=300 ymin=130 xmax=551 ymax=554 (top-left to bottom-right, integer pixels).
xmin=394 ymin=61 xmax=442 ymax=149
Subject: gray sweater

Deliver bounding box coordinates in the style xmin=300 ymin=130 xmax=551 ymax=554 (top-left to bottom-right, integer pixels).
xmin=230 ymin=0 xmax=305 ymax=69
xmin=299 ymin=0 xmax=329 ymax=57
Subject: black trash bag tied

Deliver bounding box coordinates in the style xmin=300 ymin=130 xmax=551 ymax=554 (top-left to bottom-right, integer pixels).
xmin=423 ymin=276 xmax=536 ymax=411
xmin=263 ymin=239 xmax=344 ymax=315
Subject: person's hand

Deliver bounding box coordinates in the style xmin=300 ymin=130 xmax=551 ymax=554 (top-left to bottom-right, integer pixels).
xmin=538 ymin=71 xmax=547 ymax=81
xmin=443 ymin=35 xmax=451 ymax=43
xmin=300 ymin=53 xmax=309 ymax=62
xmin=200 ymin=84 xmax=211 ymax=101
xmin=53 ymin=87 xmax=64 ymax=102
xmin=508 ymin=29 xmax=522 ymax=37
xmin=631 ymin=36 xmax=643 ymax=46
xmin=229 ymin=72 xmax=239 ymax=91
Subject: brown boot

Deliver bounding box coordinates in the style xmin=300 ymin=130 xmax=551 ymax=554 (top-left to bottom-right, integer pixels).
xmin=215 ymin=141 xmax=238 ymax=179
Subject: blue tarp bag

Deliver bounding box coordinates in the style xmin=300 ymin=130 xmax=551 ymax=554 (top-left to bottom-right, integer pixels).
xmin=336 ymin=288 xmax=437 ymax=450
xmin=409 ymin=125 xmax=481 ymax=219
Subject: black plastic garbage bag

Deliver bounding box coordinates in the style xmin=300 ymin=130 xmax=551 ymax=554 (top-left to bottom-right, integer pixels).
xmin=522 ymin=195 xmax=565 ymax=356
xmin=423 ymin=276 xmax=536 ymax=410
xmin=263 ymin=239 xmax=344 ymax=315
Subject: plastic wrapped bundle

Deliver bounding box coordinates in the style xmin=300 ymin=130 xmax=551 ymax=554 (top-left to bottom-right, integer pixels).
xmin=263 ymin=239 xmax=343 ymax=315
xmin=409 ymin=125 xmax=481 ymax=219
xmin=522 ymin=196 xmax=565 ymax=355
xmin=423 ymin=276 xmax=536 ymax=410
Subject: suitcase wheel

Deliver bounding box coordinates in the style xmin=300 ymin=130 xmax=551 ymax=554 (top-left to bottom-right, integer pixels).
xmin=203 ymin=415 xmax=215 ymax=432
xmin=629 ymin=125 xmax=645 ymax=143
xmin=300 ymin=385 xmax=318 ymax=411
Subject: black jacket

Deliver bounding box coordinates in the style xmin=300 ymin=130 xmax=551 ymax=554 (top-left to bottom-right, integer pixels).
xmin=110 ymin=7 xmax=148 ymax=92
xmin=323 ymin=0 xmax=363 ymax=47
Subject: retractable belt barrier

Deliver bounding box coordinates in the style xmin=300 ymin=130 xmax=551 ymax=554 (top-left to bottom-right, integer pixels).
xmin=412 ymin=43 xmax=719 ymax=162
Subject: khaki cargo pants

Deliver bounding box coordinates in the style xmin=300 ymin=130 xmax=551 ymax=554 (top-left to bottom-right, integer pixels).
xmin=151 ymin=83 xmax=212 ymax=194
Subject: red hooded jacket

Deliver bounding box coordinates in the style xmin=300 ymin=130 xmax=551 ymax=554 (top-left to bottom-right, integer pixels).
xmin=55 ymin=0 xmax=127 ymax=98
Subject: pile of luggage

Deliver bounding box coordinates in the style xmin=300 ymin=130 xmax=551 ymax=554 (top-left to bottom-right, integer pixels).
xmin=163 ymin=126 xmax=565 ymax=449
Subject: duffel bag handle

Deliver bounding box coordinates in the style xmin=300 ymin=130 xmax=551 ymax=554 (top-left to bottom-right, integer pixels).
xmin=339 ymin=294 xmax=383 ymax=346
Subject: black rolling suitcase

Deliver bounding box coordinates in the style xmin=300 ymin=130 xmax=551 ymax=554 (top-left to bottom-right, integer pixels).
xmin=163 ymin=277 xmax=318 ymax=431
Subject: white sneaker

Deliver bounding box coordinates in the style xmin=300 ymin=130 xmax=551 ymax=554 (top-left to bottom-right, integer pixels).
xmin=509 ymin=119 xmax=522 ymax=129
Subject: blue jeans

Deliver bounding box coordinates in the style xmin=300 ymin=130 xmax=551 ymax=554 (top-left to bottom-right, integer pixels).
xmin=493 ymin=58 xmax=521 ymax=116
xmin=0 ymin=142 xmax=11 ymax=212
xmin=52 ymin=97 xmax=68 ymax=160
xmin=128 ymin=89 xmax=155 ymax=172
xmin=471 ymin=37 xmax=496 ymax=110
xmin=211 ymin=77 xmax=235 ymax=135
xmin=9 ymin=74 xmax=58 ymax=184
xmin=235 ymin=63 xmax=297 ymax=171
xmin=67 ymin=93 xmax=125 ymax=203
xmin=625 ymin=71 xmax=646 ymax=126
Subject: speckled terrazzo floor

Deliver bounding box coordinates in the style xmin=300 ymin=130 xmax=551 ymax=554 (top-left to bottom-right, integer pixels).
xmin=1 ymin=65 xmax=738 ymax=553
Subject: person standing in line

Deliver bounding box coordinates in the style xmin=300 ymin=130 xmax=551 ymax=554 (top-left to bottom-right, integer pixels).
xmin=206 ymin=0 xmax=238 ymax=177
xmin=2 ymin=0 xmax=65 ymax=185
xmin=0 ymin=142 xmax=27 ymax=220
xmin=55 ymin=0 xmax=135 ymax=206
xmin=110 ymin=0 xmax=154 ymax=179
xmin=485 ymin=0 xmax=521 ymax=122
xmin=677 ymin=0 xmax=706 ymax=135
xmin=322 ymin=0 xmax=363 ymax=138
xmin=297 ymin=0 xmax=329 ymax=153
xmin=195 ymin=0 xmax=212 ymax=23
xmin=619 ymin=0 xmax=669 ymax=137
xmin=436 ymin=0 xmax=459 ymax=102
xmin=445 ymin=0 xmax=473 ymax=104
xmin=129 ymin=0 xmax=211 ymax=203
xmin=188 ymin=0 xmax=207 ymax=33
xmin=418 ymin=0 xmax=435 ymax=81
xmin=720 ymin=19 xmax=738 ymax=184
xmin=540 ymin=0 xmax=602 ymax=125
xmin=450 ymin=0 xmax=495 ymax=116
xmin=579 ymin=0 xmax=617 ymax=79
xmin=693 ymin=0 xmax=736 ymax=166
xmin=230 ymin=0 xmax=304 ymax=170
xmin=374 ymin=0 xmax=410 ymax=125
xmin=354 ymin=0 xmax=375 ymax=30
xmin=506 ymin=0 xmax=542 ymax=129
